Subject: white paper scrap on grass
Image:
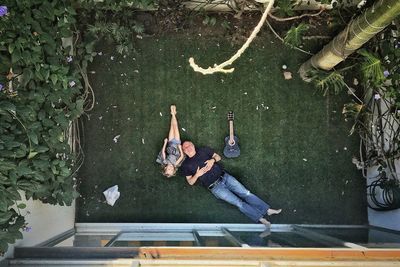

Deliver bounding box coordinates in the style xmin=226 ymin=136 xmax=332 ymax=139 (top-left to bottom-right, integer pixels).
xmin=103 ymin=185 xmax=120 ymax=206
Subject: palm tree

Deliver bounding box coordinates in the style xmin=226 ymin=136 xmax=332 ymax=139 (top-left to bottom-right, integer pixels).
xmin=299 ymin=0 xmax=400 ymax=79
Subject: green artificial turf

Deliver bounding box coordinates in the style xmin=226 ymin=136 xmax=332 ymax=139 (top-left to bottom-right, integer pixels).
xmin=76 ymin=33 xmax=367 ymax=224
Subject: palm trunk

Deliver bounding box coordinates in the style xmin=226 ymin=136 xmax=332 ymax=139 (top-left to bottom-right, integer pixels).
xmin=299 ymin=0 xmax=400 ymax=79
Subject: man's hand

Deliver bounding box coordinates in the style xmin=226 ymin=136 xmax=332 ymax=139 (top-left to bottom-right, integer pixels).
xmin=204 ymin=158 xmax=215 ymax=171
xmin=195 ymin=166 xmax=209 ymax=178
xmin=164 ymin=138 xmax=168 ymax=144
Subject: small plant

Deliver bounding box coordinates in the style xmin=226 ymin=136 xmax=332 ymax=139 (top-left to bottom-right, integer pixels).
xmin=284 ymin=23 xmax=309 ymax=48
xmin=274 ymin=0 xmax=296 ymax=17
xmin=202 ymin=15 xmax=217 ymax=26
xmin=342 ymin=102 xmax=366 ymax=135
xmin=221 ymin=20 xmax=231 ymax=30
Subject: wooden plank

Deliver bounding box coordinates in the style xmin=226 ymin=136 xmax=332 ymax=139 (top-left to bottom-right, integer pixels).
xmin=138 ymin=247 xmax=400 ymax=260
xmin=14 ymin=246 xmax=400 ymax=261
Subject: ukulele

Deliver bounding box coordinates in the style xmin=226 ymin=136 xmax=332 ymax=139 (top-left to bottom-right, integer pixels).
xmin=223 ymin=111 xmax=240 ymax=158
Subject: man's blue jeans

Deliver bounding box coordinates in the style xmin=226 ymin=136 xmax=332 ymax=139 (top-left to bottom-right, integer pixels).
xmin=210 ymin=172 xmax=270 ymax=222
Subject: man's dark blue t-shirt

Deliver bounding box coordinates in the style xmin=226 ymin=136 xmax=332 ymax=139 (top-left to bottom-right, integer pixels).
xmin=180 ymin=147 xmax=224 ymax=188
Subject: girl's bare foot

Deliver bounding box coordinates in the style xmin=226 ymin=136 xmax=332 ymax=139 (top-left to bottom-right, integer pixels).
xmin=267 ymin=208 xmax=282 ymax=216
xmin=259 ymin=218 xmax=271 ymax=228
xmin=170 ymin=105 xmax=177 ymax=115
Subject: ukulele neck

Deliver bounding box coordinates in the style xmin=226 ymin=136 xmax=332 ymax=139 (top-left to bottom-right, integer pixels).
xmin=229 ymin=121 xmax=234 ymax=142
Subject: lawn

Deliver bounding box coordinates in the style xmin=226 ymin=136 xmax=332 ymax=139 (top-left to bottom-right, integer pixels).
xmin=76 ymin=33 xmax=367 ymax=224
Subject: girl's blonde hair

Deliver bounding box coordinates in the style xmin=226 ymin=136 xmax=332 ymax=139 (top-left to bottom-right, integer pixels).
xmin=162 ymin=165 xmax=178 ymax=178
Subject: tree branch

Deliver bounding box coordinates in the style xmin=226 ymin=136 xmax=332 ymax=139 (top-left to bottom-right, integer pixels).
xmin=269 ymin=8 xmax=324 ymax=22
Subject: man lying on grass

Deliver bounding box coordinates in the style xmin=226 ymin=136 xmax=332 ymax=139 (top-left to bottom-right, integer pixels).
xmin=180 ymin=141 xmax=281 ymax=227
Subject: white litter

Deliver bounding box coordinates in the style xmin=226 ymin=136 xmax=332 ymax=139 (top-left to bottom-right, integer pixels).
xmin=113 ymin=135 xmax=120 ymax=143
xmin=182 ymin=128 xmax=186 ymax=132
xmin=142 ymin=138 xmax=145 ymax=144
xmin=103 ymin=185 xmax=120 ymax=206
xmin=302 ymin=158 xmax=308 ymax=162
xmin=283 ymin=71 xmax=293 ymax=80
xmin=160 ymin=112 xmax=163 ymax=116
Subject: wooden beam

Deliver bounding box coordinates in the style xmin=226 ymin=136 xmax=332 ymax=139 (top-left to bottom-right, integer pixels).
xmin=138 ymin=247 xmax=400 ymax=260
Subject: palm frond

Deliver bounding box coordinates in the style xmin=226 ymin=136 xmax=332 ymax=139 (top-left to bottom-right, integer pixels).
xmin=309 ymin=69 xmax=346 ymax=96
xmin=357 ymin=49 xmax=385 ymax=86
xmin=284 ymin=23 xmax=309 ymax=48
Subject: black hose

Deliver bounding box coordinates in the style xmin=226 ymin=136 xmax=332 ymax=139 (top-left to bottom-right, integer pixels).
xmin=367 ymin=177 xmax=400 ymax=211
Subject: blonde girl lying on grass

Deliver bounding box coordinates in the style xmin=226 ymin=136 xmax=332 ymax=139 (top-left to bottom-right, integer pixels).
xmin=156 ymin=105 xmax=185 ymax=177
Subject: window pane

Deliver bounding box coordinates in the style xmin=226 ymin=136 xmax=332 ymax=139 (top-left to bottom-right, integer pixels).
xmin=232 ymin=231 xmax=332 ymax=247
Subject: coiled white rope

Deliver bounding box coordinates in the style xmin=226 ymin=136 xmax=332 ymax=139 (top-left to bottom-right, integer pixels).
xmin=189 ymin=0 xmax=275 ymax=75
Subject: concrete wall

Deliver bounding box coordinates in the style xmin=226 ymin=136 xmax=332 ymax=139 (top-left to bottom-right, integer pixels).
xmin=0 ymin=196 xmax=75 ymax=262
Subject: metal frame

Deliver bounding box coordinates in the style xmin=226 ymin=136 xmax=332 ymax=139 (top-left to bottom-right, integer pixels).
xmin=104 ymin=231 xmax=123 ymax=247
xmin=369 ymin=225 xmax=400 ymax=236
xmin=293 ymin=225 xmax=368 ymax=249
xmin=12 ymin=223 xmax=400 ymax=260
xmin=192 ymin=230 xmax=203 ymax=246
xmin=221 ymin=227 xmax=245 ymax=247
xmin=35 ymin=228 xmax=75 ymax=247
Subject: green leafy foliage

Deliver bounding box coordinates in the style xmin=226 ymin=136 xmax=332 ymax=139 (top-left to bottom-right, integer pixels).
xmin=342 ymin=102 xmax=366 ymax=135
xmin=284 ymin=23 xmax=309 ymax=48
xmin=79 ymin=6 xmax=147 ymax=55
xmin=309 ymin=69 xmax=346 ymax=96
xmin=319 ymin=22 xmax=400 ymax=176
xmin=76 ymin=0 xmax=158 ymax=11
xmin=0 ymin=211 xmax=25 ymax=254
xmin=274 ymin=0 xmax=296 ymax=17
xmin=0 ymin=0 xmax=84 ymax=255
xmin=357 ymin=49 xmax=385 ymax=86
